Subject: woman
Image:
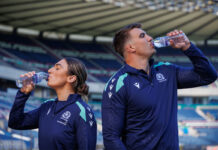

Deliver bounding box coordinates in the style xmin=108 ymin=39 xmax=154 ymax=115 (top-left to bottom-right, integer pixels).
xmin=8 ymin=57 xmax=97 ymax=150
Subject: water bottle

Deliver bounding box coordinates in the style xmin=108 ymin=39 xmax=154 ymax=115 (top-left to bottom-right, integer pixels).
xmin=153 ymin=33 xmax=187 ymax=48
xmin=16 ymin=72 xmax=48 ymax=88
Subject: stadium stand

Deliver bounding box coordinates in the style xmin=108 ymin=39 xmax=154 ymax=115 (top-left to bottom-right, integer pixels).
xmin=0 ymin=32 xmax=123 ymax=83
xmin=202 ymin=109 xmax=218 ymax=120
xmin=179 ymin=127 xmax=218 ymax=147
xmin=178 ymin=108 xmax=205 ymax=121
xmin=0 ymin=32 xmax=218 ymax=83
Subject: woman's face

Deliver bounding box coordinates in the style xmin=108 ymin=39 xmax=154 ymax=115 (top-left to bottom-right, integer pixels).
xmin=47 ymin=59 xmax=69 ymax=89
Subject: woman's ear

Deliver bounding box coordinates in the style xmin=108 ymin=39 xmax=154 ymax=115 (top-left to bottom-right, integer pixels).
xmin=67 ymin=75 xmax=77 ymax=84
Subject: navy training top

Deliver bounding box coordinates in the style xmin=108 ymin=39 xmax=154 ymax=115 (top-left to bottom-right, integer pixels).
xmin=102 ymin=43 xmax=217 ymax=150
xmin=8 ymin=91 xmax=97 ymax=150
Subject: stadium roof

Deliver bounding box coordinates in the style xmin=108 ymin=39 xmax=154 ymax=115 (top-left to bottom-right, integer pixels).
xmin=0 ymin=0 xmax=218 ymax=43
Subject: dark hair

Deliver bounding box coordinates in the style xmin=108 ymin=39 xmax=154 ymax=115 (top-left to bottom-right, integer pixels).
xmin=113 ymin=23 xmax=142 ymax=57
xmin=64 ymin=57 xmax=89 ymax=96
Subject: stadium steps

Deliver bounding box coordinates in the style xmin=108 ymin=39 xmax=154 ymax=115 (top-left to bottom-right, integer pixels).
xmin=0 ymin=47 xmax=39 ymax=71
xmin=30 ymin=37 xmax=101 ymax=82
xmin=30 ymin=37 xmax=61 ymax=60
xmin=102 ymin=44 xmax=124 ymax=65
xmin=196 ymin=106 xmax=212 ymax=121
xmin=0 ymin=47 xmax=22 ymax=61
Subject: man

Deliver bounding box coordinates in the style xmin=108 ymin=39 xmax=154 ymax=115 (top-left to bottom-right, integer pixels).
xmin=102 ymin=23 xmax=217 ymax=150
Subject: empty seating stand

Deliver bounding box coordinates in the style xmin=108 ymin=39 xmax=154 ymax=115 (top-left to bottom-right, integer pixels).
xmin=178 ymin=108 xmax=205 ymax=121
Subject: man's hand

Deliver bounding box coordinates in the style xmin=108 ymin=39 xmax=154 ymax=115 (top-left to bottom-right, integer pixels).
xmin=20 ymin=71 xmax=35 ymax=95
xmin=167 ymin=30 xmax=191 ymax=51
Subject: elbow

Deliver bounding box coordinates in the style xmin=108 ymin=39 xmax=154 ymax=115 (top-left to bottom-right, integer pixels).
xmin=8 ymin=120 xmax=14 ymax=129
xmin=8 ymin=118 xmax=15 ymax=129
xmin=208 ymin=70 xmax=218 ymax=84
xmin=8 ymin=122 xmax=19 ymax=130
xmin=204 ymin=72 xmax=218 ymax=85
xmin=203 ymin=64 xmax=218 ymax=84
xmin=8 ymin=114 xmax=14 ymax=128
xmin=8 ymin=116 xmax=18 ymax=129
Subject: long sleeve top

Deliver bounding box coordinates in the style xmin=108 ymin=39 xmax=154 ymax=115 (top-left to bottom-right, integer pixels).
xmin=9 ymin=91 xmax=97 ymax=150
xmin=102 ymin=43 xmax=217 ymax=150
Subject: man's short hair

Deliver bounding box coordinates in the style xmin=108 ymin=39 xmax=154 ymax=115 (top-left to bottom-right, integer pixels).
xmin=113 ymin=23 xmax=142 ymax=57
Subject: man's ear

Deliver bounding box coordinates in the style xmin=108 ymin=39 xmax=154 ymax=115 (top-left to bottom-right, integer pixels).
xmin=67 ymin=75 xmax=77 ymax=84
xmin=125 ymin=42 xmax=136 ymax=53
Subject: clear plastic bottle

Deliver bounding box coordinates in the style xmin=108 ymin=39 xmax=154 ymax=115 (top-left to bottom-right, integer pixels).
xmin=153 ymin=33 xmax=187 ymax=48
xmin=16 ymin=72 xmax=48 ymax=88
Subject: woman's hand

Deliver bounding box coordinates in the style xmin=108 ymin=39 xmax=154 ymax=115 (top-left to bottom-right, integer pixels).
xmin=20 ymin=71 xmax=35 ymax=95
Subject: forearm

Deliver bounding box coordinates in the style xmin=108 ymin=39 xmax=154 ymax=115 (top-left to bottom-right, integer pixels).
xmin=8 ymin=90 xmax=30 ymax=128
xmin=8 ymin=90 xmax=40 ymax=130
xmin=183 ymin=43 xmax=217 ymax=83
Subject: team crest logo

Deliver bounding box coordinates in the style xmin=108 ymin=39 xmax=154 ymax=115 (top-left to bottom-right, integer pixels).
xmin=62 ymin=111 xmax=71 ymax=120
xmin=156 ymin=73 xmax=166 ymax=82
xmin=57 ymin=111 xmax=71 ymax=126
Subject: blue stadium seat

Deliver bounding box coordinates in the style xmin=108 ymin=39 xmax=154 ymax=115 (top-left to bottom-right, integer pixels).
xmin=178 ymin=108 xmax=205 ymax=121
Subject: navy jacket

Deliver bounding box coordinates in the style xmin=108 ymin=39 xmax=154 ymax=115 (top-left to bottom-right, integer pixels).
xmin=8 ymin=91 xmax=97 ymax=150
xmin=102 ymin=43 xmax=217 ymax=150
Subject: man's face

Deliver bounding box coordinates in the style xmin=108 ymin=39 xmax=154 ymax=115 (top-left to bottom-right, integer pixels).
xmin=128 ymin=28 xmax=156 ymax=58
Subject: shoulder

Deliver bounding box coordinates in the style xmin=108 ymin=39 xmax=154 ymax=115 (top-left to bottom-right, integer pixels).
xmin=154 ymin=62 xmax=172 ymax=68
xmin=75 ymin=100 xmax=92 ymax=113
xmin=74 ymin=100 xmax=95 ymax=124
xmin=43 ymin=98 xmax=56 ymax=104
xmin=41 ymin=98 xmax=55 ymax=107
xmin=102 ymin=68 xmax=129 ymax=104
xmin=104 ymin=67 xmax=129 ymax=94
xmin=153 ymin=61 xmax=177 ymax=71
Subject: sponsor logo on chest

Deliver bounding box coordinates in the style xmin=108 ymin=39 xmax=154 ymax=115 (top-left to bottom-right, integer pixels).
xmin=134 ymin=82 xmax=140 ymax=89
